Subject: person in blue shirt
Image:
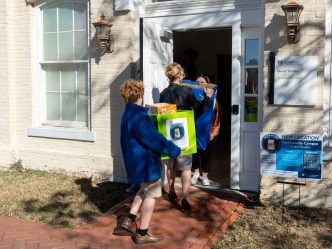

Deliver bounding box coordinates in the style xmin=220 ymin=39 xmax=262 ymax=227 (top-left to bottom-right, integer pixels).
xmin=119 ymin=79 xmax=181 ymax=245
xmin=159 ymin=63 xmax=213 ymax=212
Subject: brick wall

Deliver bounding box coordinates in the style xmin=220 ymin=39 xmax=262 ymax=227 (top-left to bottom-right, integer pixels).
xmin=261 ymin=0 xmax=331 ymax=207
xmin=0 ymin=0 xmax=137 ymax=182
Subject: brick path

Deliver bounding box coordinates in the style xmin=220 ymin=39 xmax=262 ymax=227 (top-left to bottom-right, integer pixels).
xmin=0 ymin=187 xmax=245 ymax=249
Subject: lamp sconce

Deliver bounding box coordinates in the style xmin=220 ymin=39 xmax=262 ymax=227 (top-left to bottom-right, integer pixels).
xmin=93 ymin=13 xmax=114 ymax=54
xmin=25 ymin=0 xmax=37 ymax=6
xmin=281 ymin=0 xmax=304 ymax=43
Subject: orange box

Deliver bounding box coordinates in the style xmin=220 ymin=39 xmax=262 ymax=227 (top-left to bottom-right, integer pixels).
xmin=146 ymin=103 xmax=177 ymax=115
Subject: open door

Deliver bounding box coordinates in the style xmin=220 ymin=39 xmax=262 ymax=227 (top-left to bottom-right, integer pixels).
xmin=141 ymin=18 xmax=173 ymax=105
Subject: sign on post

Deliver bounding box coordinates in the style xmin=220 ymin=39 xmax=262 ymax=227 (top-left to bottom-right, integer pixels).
xmin=260 ymin=132 xmax=322 ymax=179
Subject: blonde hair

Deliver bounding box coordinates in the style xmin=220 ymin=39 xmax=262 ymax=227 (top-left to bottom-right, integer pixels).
xmin=119 ymin=79 xmax=144 ymax=103
xmin=165 ymin=63 xmax=185 ymax=82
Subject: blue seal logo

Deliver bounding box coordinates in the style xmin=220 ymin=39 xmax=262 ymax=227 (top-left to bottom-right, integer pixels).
xmin=261 ymin=134 xmax=281 ymax=153
xmin=170 ymin=123 xmax=185 ymax=141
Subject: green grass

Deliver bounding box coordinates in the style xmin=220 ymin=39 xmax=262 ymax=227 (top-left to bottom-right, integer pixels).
xmin=0 ymin=169 xmax=130 ymax=229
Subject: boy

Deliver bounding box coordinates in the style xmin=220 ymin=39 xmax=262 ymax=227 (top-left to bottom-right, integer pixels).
xmin=119 ymin=79 xmax=181 ymax=244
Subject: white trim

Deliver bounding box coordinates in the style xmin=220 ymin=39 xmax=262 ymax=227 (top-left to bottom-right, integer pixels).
xmin=324 ymin=0 xmax=332 ymax=160
xmin=37 ymin=0 xmax=91 ymax=130
xmin=230 ymin=20 xmax=242 ymax=190
xmin=27 ymin=127 xmax=96 ymax=142
xmin=145 ymin=0 xmax=261 ymax=17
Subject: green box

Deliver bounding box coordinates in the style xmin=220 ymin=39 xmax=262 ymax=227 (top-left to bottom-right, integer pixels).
xmin=150 ymin=110 xmax=197 ymax=160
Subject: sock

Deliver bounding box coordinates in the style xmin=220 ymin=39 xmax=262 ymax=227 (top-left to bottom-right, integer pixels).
xmin=138 ymin=228 xmax=148 ymax=236
xmin=128 ymin=213 xmax=136 ymax=222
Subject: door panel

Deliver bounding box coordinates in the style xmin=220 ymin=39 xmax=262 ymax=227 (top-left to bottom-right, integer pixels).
xmin=239 ymin=28 xmax=262 ymax=192
xmin=142 ymin=18 xmax=173 ymax=105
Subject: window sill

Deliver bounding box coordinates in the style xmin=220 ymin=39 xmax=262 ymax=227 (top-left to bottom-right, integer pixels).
xmin=27 ymin=127 xmax=96 ymax=142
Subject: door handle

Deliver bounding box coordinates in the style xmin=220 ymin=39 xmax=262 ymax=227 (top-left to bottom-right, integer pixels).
xmin=232 ymin=105 xmax=239 ymax=115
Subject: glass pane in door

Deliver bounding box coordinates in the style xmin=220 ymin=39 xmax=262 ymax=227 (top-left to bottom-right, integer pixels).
xmin=245 ymin=68 xmax=258 ymax=94
xmin=244 ymin=97 xmax=258 ymax=122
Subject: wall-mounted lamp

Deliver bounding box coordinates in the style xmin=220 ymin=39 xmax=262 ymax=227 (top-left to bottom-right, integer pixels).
xmin=281 ymin=0 xmax=304 ymax=43
xmin=93 ymin=13 xmax=114 ymax=54
xmin=25 ymin=0 xmax=36 ymax=6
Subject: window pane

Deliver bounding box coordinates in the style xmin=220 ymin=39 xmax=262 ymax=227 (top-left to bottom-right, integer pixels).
xmin=245 ymin=68 xmax=258 ymax=94
xmin=244 ymin=97 xmax=258 ymax=122
xmin=43 ymin=33 xmax=57 ymax=61
xmin=74 ymin=31 xmax=88 ymax=60
xmin=58 ymin=2 xmax=73 ymax=32
xmin=74 ymin=3 xmax=87 ymax=30
xmin=62 ymin=93 xmax=76 ymax=121
xmin=77 ymin=94 xmax=88 ymax=123
xmin=59 ymin=32 xmax=74 ymax=60
xmin=245 ymin=39 xmax=259 ymax=65
xmin=47 ymin=92 xmax=60 ymax=120
xmin=45 ymin=64 xmax=60 ymax=91
xmin=61 ymin=64 xmax=76 ymax=92
xmin=43 ymin=7 xmax=57 ymax=32
xmin=77 ymin=64 xmax=88 ymax=93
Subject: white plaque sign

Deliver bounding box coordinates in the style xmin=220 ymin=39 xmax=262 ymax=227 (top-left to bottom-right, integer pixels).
xmin=274 ymin=56 xmax=317 ymax=106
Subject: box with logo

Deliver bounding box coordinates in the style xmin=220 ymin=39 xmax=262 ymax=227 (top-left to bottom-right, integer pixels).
xmin=149 ymin=110 xmax=197 ymax=160
xmin=146 ymin=103 xmax=177 ymax=115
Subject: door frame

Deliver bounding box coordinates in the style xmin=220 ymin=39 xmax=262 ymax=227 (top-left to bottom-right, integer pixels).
xmin=140 ymin=5 xmax=263 ymax=192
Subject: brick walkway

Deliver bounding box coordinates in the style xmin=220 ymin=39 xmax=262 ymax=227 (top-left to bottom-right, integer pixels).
xmin=0 ymin=187 xmax=245 ymax=249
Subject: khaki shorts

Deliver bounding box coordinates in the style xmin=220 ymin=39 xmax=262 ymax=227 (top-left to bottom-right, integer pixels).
xmin=137 ymin=179 xmax=162 ymax=199
xmin=166 ymin=154 xmax=192 ymax=171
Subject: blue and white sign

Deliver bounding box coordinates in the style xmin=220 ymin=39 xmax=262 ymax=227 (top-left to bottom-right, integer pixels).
xmin=260 ymin=132 xmax=322 ymax=179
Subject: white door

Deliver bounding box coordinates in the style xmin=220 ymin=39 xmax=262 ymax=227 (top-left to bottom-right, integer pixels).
xmin=141 ymin=18 xmax=173 ymax=105
xmin=237 ymin=28 xmax=262 ymax=192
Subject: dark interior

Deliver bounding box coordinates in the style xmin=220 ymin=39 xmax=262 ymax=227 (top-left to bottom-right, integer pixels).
xmin=173 ymin=28 xmax=232 ymax=188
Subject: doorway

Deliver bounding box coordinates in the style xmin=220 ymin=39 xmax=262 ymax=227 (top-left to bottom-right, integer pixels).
xmin=173 ymin=28 xmax=232 ymax=188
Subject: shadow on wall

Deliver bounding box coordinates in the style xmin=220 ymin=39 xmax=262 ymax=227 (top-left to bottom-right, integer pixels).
xmin=265 ymin=14 xmax=287 ymax=52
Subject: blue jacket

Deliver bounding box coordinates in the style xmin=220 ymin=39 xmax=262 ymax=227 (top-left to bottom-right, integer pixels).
xmin=120 ymin=103 xmax=181 ymax=185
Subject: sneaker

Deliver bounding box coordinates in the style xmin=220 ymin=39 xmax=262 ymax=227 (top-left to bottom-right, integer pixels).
xmin=120 ymin=217 xmax=137 ymax=234
xmin=191 ymin=173 xmax=200 ymax=185
xmin=135 ymin=231 xmax=164 ymax=244
xmin=202 ymin=175 xmax=210 ymax=186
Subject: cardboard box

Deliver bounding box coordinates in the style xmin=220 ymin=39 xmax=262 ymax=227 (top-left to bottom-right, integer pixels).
xmin=146 ymin=103 xmax=177 ymax=115
xmin=150 ymin=110 xmax=197 ymax=159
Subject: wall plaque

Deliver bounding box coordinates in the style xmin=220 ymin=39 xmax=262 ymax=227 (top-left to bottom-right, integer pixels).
xmin=274 ymin=56 xmax=318 ymax=106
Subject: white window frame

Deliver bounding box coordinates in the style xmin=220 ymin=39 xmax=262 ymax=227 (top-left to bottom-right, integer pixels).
xmin=324 ymin=0 xmax=332 ymax=159
xmin=28 ymin=0 xmax=94 ymax=141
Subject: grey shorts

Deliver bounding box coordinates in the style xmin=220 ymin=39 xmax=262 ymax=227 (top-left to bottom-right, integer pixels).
xmin=166 ymin=154 xmax=192 ymax=171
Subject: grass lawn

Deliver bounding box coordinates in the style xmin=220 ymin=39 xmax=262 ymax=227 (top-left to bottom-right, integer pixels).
xmin=1 ymin=168 xmax=332 ymax=248
xmin=0 ymin=168 xmax=130 ymax=229
xmin=215 ymin=203 xmax=332 ymax=249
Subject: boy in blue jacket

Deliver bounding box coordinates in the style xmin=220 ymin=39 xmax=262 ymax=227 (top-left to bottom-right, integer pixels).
xmin=119 ymin=79 xmax=181 ymax=245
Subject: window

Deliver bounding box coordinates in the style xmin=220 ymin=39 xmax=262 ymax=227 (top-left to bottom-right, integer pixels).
xmin=40 ymin=1 xmax=89 ymax=128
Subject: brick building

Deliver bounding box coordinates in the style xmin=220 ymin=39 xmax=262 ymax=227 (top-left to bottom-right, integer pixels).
xmin=0 ymin=0 xmax=331 ymax=207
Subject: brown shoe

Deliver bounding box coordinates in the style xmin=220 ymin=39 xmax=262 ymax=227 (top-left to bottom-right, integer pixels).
xmin=120 ymin=217 xmax=137 ymax=234
xmin=135 ymin=231 xmax=164 ymax=245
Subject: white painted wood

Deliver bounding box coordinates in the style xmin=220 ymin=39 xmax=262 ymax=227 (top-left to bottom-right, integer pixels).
xmin=230 ymin=21 xmax=242 ymax=190
xmin=238 ymin=27 xmax=262 ymax=192
xmin=142 ymin=19 xmax=173 ymax=105
xmin=27 ymin=127 xmax=96 ymax=141
xmin=145 ymin=0 xmax=261 ymax=17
